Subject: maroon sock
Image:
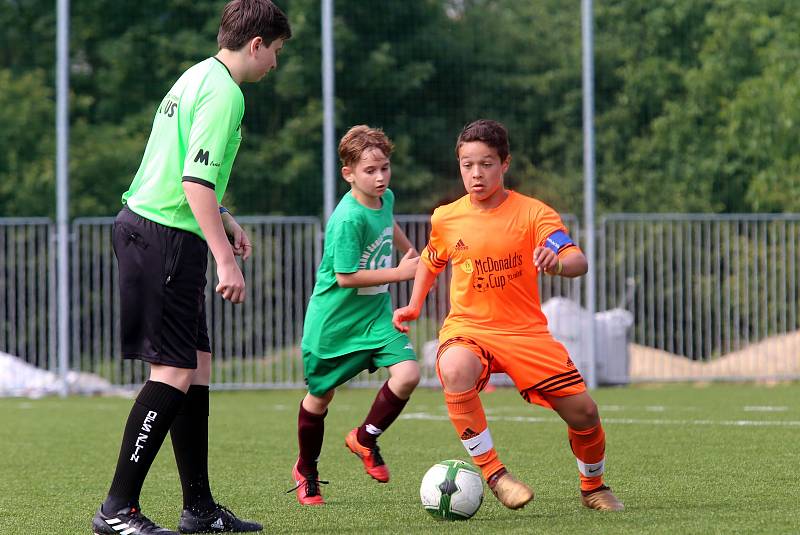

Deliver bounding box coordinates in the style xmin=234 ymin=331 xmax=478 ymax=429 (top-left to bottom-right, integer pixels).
xmin=298 ymin=402 xmax=326 ymax=476
xmin=356 ymin=382 xmax=409 ymax=448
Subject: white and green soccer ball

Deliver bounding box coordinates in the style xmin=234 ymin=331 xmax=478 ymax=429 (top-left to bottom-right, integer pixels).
xmin=420 ymin=459 xmax=484 ymax=520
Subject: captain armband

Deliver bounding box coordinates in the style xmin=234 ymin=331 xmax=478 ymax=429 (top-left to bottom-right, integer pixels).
xmin=544 ymin=230 xmax=575 ymax=254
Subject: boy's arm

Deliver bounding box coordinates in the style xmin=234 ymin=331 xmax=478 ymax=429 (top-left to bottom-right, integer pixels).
xmin=221 ymin=210 xmax=252 ymax=260
xmin=335 ymin=249 xmax=419 ymax=288
xmin=532 ymin=206 xmax=586 ymax=278
xmin=183 ymin=182 xmax=245 ymax=302
xmin=533 ymin=246 xmax=588 ymax=278
xmin=393 ymin=221 xmax=418 ymax=256
xmin=555 ymin=250 xmax=588 ymax=277
xmin=392 ymin=261 xmax=438 ymax=332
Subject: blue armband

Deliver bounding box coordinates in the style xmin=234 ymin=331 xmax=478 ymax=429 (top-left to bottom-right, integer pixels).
xmin=544 ymin=230 xmax=574 ymax=254
xmin=219 ymin=205 xmax=229 ymax=214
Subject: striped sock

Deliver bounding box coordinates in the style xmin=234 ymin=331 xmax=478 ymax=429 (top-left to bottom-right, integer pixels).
xmin=444 ymin=388 xmax=505 ymax=480
xmin=569 ymin=423 xmax=606 ymax=491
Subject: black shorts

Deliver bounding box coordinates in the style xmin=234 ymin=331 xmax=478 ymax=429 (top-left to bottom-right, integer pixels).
xmin=113 ymin=205 xmax=211 ymax=368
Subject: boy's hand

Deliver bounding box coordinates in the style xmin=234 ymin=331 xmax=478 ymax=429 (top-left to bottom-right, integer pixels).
xmin=216 ymin=259 xmax=245 ymax=303
xmin=533 ymin=246 xmax=559 ymax=274
xmin=396 ymin=248 xmax=420 ymax=280
xmin=393 ymin=306 xmax=420 ymax=332
xmin=222 ymin=213 xmax=253 ymax=260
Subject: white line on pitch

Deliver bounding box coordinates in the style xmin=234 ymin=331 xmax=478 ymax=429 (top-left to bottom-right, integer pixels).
xmin=399 ymin=412 xmax=800 ymax=427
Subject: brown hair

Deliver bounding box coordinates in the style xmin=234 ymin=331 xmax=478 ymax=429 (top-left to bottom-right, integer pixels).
xmin=217 ymin=0 xmax=292 ymax=51
xmin=455 ymin=119 xmax=510 ymax=162
xmin=338 ymin=125 xmax=394 ymax=168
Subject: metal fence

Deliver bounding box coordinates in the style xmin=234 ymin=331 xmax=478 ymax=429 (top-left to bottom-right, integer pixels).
xmin=0 ymin=219 xmax=56 ymax=370
xmin=600 ymin=214 xmax=800 ymax=382
xmin=67 ymin=216 xmax=325 ymax=390
xmin=2 ymin=214 xmax=798 ymax=391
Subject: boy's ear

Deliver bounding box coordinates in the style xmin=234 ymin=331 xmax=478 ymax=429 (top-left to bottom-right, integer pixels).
xmin=501 ymin=154 xmax=512 ymax=172
xmin=249 ymin=36 xmax=263 ymax=55
xmin=341 ymin=166 xmax=354 ymax=183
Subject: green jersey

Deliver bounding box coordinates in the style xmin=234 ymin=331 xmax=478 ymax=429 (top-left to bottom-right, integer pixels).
xmin=122 ymin=57 xmax=244 ymax=238
xmin=302 ymin=189 xmax=404 ymax=358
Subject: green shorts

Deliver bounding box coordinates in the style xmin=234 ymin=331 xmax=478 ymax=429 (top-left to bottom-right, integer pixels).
xmin=303 ymin=335 xmax=417 ymax=397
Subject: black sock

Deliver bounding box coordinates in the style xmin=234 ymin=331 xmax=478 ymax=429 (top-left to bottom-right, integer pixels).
xmin=103 ymin=381 xmax=185 ymax=513
xmin=170 ymin=385 xmax=216 ymax=514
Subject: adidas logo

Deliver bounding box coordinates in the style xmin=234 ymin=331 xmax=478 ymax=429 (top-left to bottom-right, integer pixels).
xmin=212 ymin=517 xmax=225 ymax=529
xmin=454 ymin=239 xmax=468 ymax=251
xmin=566 ymin=357 xmax=575 ymax=368
xmin=460 ymin=427 xmax=480 ymax=440
xmin=104 ymin=518 xmax=131 ymax=530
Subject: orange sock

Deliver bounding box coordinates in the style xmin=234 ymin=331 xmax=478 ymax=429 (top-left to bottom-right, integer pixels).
xmin=568 ymin=424 xmax=606 ymax=491
xmin=444 ymin=389 xmax=505 ymax=480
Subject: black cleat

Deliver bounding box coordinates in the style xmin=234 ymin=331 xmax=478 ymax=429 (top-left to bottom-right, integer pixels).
xmin=178 ymin=504 xmax=262 ymax=533
xmin=93 ymin=505 xmax=177 ymax=534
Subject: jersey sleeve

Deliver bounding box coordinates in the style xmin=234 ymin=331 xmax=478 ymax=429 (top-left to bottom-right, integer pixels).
xmin=533 ymin=203 xmax=579 ymax=256
xmin=182 ymin=86 xmax=243 ymax=189
xmin=421 ymin=209 xmax=450 ymax=274
xmin=383 ymin=188 xmax=395 ymax=210
xmin=331 ymin=219 xmax=363 ymax=274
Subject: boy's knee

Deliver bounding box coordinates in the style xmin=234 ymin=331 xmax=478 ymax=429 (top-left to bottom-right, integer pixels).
xmin=149 ymin=364 xmax=194 ymax=393
xmin=573 ymin=400 xmax=600 ymax=428
xmin=436 ymin=347 xmax=483 ymax=392
xmin=391 ymin=360 xmax=420 ymax=384
xmin=438 ymin=362 xmax=476 ymax=391
xmin=584 ymin=400 xmax=599 ymax=423
xmin=404 ymin=366 xmax=421 ymax=388
xmin=303 ymin=390 xmax=334 ymax=414
xmin=389 ymin=365 xmax=420 ymax=398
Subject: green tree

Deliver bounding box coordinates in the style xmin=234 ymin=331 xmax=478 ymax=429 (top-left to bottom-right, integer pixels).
xmin=0 ymin=69 xmax=55 ymax=216
xmin=2 ymin=0 xmax=800 ymax=218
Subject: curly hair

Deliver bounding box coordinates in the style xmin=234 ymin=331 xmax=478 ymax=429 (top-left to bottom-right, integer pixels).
xmin=338 ymin=125 xmax=394 ymax=168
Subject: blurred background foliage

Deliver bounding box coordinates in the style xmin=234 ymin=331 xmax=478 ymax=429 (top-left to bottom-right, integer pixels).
xmin=1 ymin=0 xmax=799 ymax=218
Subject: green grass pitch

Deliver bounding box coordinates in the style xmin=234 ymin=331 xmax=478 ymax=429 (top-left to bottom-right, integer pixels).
xmin=0 ymin=383 xmax=797 ymax=534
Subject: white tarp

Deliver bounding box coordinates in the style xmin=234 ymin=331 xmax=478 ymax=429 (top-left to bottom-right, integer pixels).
xmin=0 ymin=352 xmax=126 ymax=398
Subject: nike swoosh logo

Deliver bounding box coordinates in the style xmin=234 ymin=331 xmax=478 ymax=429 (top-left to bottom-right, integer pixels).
xmin=468 ymin=443 xmax=481 ymax=451
xmin=588 ymin=467 xmax=601 ymax=474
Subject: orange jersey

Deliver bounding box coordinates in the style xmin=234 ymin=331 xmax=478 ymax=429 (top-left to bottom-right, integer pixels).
xmin=423 ymin=191 xmax=581 ymax=339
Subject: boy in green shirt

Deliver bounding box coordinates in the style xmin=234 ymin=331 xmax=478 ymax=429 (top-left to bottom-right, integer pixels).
xmin=92 ymin=2 xmax=291 ymax=534
xmin=289 ymin=125 xmax=421 ymax=505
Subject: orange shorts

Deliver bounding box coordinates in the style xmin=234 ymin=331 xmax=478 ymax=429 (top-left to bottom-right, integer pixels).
xmin=436 ymin=330 xmax=586 ymax=409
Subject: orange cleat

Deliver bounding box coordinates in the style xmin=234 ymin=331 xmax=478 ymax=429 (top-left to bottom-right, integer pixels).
xmin=345 ymin=428 xmax=390 ymax=483
xmin=288 ymin=460 xmax=327 ymax=506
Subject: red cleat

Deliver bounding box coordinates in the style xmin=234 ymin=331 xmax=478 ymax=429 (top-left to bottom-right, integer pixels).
xmin=345 ymin=428 xmax=390 ymax=483
xmin=289 ymin=460 xmax=327 ymax=505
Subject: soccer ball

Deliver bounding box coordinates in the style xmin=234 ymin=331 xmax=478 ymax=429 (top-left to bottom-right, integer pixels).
xmin=472 ymin=276 xmax=489 ymax=292
xmin=420 ymin=459 xmax=484 ymax=520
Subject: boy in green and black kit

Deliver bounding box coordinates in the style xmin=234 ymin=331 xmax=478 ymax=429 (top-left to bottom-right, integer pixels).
xmin=92 ymin=1 xmax=291 ymax=534
xmin=289 ymin=125 xmax=421 ymax=505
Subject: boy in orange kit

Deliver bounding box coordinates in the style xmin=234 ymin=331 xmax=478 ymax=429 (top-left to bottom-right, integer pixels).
xmin=393 ymin=119 xmax=623 ymax=512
